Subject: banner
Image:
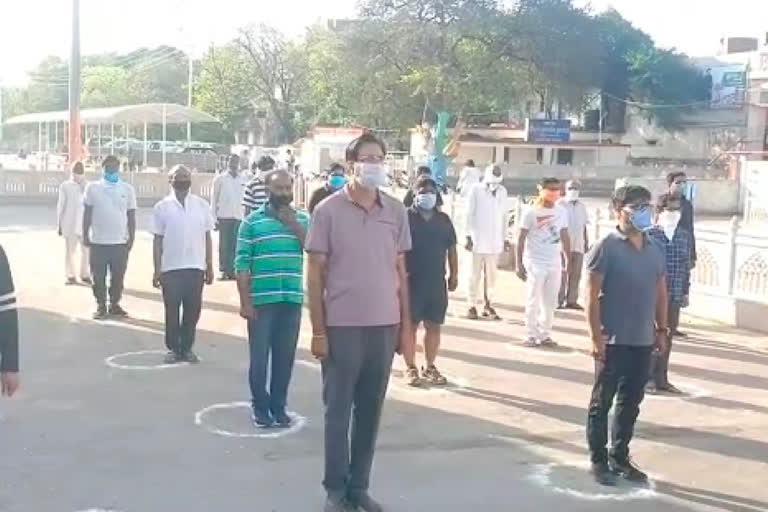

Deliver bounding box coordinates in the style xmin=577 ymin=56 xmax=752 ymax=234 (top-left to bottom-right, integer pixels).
xmin=526 ymin=119 xmax=571 ymax=143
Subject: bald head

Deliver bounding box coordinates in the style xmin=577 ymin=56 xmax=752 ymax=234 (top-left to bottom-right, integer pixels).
xmin=169 ymin=165 xmax=192 ymax=194
xmin=267 ymin=169 xmax=294 ymax=208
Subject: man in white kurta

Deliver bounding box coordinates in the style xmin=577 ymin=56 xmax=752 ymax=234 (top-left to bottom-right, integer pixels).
xmin=456 ymin=159 xmax=482 ymax=199
xmin=57 ymin=162 xmax=90 ymax=285
xmin=464 ymin=165 xmax=508 ymax=320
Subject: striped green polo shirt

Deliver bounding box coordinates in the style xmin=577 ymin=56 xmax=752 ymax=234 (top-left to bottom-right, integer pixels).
xmin=234 ymin=204 xmax=310 ymax=306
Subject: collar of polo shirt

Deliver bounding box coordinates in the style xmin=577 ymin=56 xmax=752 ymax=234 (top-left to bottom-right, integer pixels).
xmin=343 ymin=183 xmax=383 ymax=208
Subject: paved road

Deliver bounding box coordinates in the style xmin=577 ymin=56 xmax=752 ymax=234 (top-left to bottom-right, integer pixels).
xmin=1 ymin=205 xmax=767 ymax=512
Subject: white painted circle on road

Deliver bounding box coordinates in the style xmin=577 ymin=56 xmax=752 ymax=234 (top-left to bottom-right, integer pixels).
xmin=194 ymin=401 xmax=307 ymax=439
xmin=529 ymin=462 xmax=657 ymax=501
xmin=105 ymin=350 xmax=198 ymax=370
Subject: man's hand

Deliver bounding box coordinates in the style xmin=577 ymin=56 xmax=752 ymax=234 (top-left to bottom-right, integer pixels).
xmin=82 ymin=235 xmax=91 ymax=247
xmin=275 ymin=206 xmax=297 ymax=227
xmin=205 ymin=264 xmax=214 ymax=285
xmin=690 ymin=258 xmax=697 ymax=270
xmin=127 ymin=237 xmax=135 ymax=252
xmin=396 ymin=327 xmax=413 ymax=356
xmin=240 ymin=303 xmax=257 ymax=321
xmin=591 ymin=336 xmax=606 ymax=362
xmin=654 ymin=330 xmax=668 ymax=354
xmin=516 ymin=267 xmax=527 ymax=282
xmin=447 ymin=274 xmax=458 ymax=292
xmin=214 ymin=220 xmax=220 ymax=231
xmin=58 ymin=226 xmax=63 ymax=236
xmin=504 ymin=240 xmax=512 ymax=252
xmin=465 ymin=236 xmax=473 ymax=252
xmin=311 ymin=333 xmax=329 ymax=360
xmin=152 ymin=272 xmax=162 ymax=289
xmin=1 ymin=372 xmax=19 ymax=397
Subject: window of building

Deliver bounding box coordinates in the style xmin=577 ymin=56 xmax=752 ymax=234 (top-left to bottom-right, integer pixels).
xmin=503 ymin=147 xmax=511 ymax=164
xmin=536 ymin=148 xmax=543 ymax=164
xmin=491 ymin=146 xmax=497 ymax=163
xmin=557 ymin=149 xmax=574 ymax=165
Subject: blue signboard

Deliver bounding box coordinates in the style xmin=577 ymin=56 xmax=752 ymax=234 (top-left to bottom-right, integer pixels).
xmin=527 ymin=119 xmax=571 ymax=143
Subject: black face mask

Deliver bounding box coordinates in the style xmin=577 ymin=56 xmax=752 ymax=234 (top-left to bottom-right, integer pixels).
xmin=270 ymin=193 xmax=293 ymax=208
xmin=172 ymin=181 xmax=192 ymax=192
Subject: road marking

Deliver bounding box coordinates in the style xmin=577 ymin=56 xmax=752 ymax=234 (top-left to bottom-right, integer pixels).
xmin=529 ymin=462 xmax=658 ymax=501
xmin=645 ymin=381 xmax=712 ymax=401
xmin=504 ymin=342 xmax=581 ymax=358
xmin=194 ymin=401 xmax=307 ymax=439
xmin=105 ymin=350 xmax=198 ymax=370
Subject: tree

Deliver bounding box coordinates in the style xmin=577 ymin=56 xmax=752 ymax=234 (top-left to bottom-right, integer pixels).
xmin=195 ymin=44 xmax=254 ymax=133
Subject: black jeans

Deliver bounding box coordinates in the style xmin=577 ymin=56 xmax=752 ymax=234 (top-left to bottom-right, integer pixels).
xmin=89 ymin=244 xmax=129 ymax=308
xmin=217 ymin=218 xmax=240 ymax=275
xmin=161 ymin=269 xmax=205 ymax=354
xmin=649 ymin=302 xmax=681 ymax=386
xmin=587 ymin=345 xmax=652 ymax=463
xmin=322 ymin=325 xmax=398 ymax=498
xmin=246 ymin=302 xmax=302 ymax=415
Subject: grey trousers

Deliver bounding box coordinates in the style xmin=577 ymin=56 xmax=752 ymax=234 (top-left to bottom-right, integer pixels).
xmin=559 ymin=251 xmax=584 ymax=306
xmin=217 ymin=218 xmax=240 ymax=275
xmin=322 ymin=325 xmax=398 ymax=496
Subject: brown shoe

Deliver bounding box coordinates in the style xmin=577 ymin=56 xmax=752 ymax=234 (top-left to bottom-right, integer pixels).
xmin=422 ymin=365 xmax=447 ymax=385
xmin=405 ymin=366 xmax=422 ymax=387
xmin=467 ymin=307 xmax=479 ymax=320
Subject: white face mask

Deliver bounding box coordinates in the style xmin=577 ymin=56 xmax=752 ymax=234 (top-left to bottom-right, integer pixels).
xmin=355 ymin=162 xmax=388 ymax=189
xmin=658 ymin=210 xmax=681 ymax=239
xmin=565 ymin=189 xmax=580 ymax=201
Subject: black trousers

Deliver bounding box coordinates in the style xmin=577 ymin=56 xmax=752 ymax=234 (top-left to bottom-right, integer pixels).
xmin=587 ymin=345 xmax=652 ymax=463
xmin=217 ymin=218 xmax=240 ymax=275
xmin=161 ymin=269 xmax=204 ymax=354
xmin=649 ymin=302 xmax=681 ymax=386
xmin=89 ymin=244 xmax=129 ymax=307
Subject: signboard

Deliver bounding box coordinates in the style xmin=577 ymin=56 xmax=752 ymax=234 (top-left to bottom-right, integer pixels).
xmin=711 ymin=64 xmax=747 ymax=108
xmin=526 ymin=119 xmax=571 ymax=143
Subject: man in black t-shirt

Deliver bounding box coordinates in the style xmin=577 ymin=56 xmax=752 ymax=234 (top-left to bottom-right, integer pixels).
xmin=0 ymin=244 xmax=19 ymax=398
xmin=402 ymin=176 xmax=458 ymax=387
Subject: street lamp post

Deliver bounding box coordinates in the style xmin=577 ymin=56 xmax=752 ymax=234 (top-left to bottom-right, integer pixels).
xmin=68 ymin=0 xmax=82 ymax=164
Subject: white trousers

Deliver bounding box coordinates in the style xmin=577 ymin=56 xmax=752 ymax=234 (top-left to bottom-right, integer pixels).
xmin=524 ymin=264 xmax=561 ymax=340
xmin=467 ymin=253 xmax=499 ymax=307
xmin=64 ymin=235 xmax=90 ymax=280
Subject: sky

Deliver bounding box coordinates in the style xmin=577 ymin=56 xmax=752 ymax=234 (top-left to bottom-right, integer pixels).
xmin=0 ymin=0 xmax=767 ymax=86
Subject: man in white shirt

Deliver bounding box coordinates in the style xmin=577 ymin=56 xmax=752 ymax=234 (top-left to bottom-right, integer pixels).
xmin=516 ymin=177 xmax=571 ymax=346
xmin=456 ymin=159 xmax=482 ymax=199
xmin=57 ymin=161 xmax=90 ymax=285
xmin=212 ymin=154 xmax=247 ymax=280
xmin=83 ymin=155 xmax=137 ymax=320
xmin=152 ymin=165 xmax=215 ymax=364
xmin=465 ymin=165 xmax=508 ymax=320
xmin=558 ymin=179 xmax=589 ymax=309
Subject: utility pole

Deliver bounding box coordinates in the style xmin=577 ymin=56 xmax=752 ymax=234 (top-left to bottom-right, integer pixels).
xmin=68 ymin=0 xmax=82 ymax=164
xmin=186 ymin=51 xmax=193 ymax=142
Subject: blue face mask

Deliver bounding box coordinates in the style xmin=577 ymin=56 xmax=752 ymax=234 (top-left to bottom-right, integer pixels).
xmin=328 ymin=174 xmax=346 ymax=190
xmin=414 ymin=192 xmax=437 ymax=211
xmin=103 ymin=169 xmax=119 ymax=184
xmin=627 ymin=206 xmax=652 ymax=231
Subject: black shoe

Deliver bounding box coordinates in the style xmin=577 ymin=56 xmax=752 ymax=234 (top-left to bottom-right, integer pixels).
xmin=325 ymin=493 xmax=356 ymax=512
xmin=93 ymin=305 xmax=108 ymax=320
xmin=81 ymin=277 xmax=92 ymax=285
xmin=590 ymin=461 xmax=618 ymax=486
xmin=272 ymin=409 xmax=292 ymax=428
xmin=467 ymin=307 xmax=479 ymax=320
xmin=251 ymin=408 xmax=274 ymax=428
xmin=348 ymin=492 xmax=383 ymax=512
xmin=657 ymin=382 xmax=683 ymax=394
xmin=163 ymin=351 xmax=181 ymax=364
xmin=645 ymin=382 xmax=659 ymax=394
xmin=609 ymin=456 xmax=649 ymax=483
xmin=65 ymin=277 xmax=77 ymax=286
xmin=566 ymin=303 xmax=584 ymax=311
xmin=108 ymin=304 xmax=128 ymax=318
xmin=218 ymin=273 xmax=229 ymax=281
xmin=483 ymin=305 xmax=501 ymax=320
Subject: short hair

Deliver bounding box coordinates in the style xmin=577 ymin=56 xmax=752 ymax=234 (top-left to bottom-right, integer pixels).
xmin=328 ymin=162 xmax=345 ymax=174
xmin=345 ymin=132 xmax=387 ymax=162
xmin=539 ymin=177 xmax=560 ymax=188
xmin=71 ymin=161 xmax=84 ymax=173
xmin=257 ymin=155 xmax=275 ymax=171
xmin=102 ymin=155 xmax=119 ymax=168
xmin=465 ymin=159 xmax=475 ymax=167
xmin=667 ymin=171 xmax=687 ymax=185
xmin=565 ymin=179 xmax=581 ymax=189
xmin=414 ymin=175 xmax=437 ymax=190
xmin=612 ymin=185 xmax=652 ymax=209
xmin=228 ymin=154 xmax=240 ymax=162
xmin=656 ymin=192 xmax=681 ymax=213
xmin=265 ymin=169 xmax=292 ymax=185
xmin=416 ymin=165 xmax=432 ymax=176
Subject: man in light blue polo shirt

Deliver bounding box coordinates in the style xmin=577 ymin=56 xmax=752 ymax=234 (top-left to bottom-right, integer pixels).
xmin=584 ymin=185 xmax=668 ymax=487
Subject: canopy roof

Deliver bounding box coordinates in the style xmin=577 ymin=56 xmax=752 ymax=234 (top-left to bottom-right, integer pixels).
xmin=3 ymin=103 xmax=220 ymax=125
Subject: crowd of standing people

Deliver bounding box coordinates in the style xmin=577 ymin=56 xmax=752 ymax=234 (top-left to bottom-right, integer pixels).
xmin=0 ymin=133 xmax=701 ymax=511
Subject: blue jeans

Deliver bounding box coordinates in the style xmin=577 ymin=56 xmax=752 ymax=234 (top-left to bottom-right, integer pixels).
xmin=247 ymin=302 xmax=302 ymax=414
